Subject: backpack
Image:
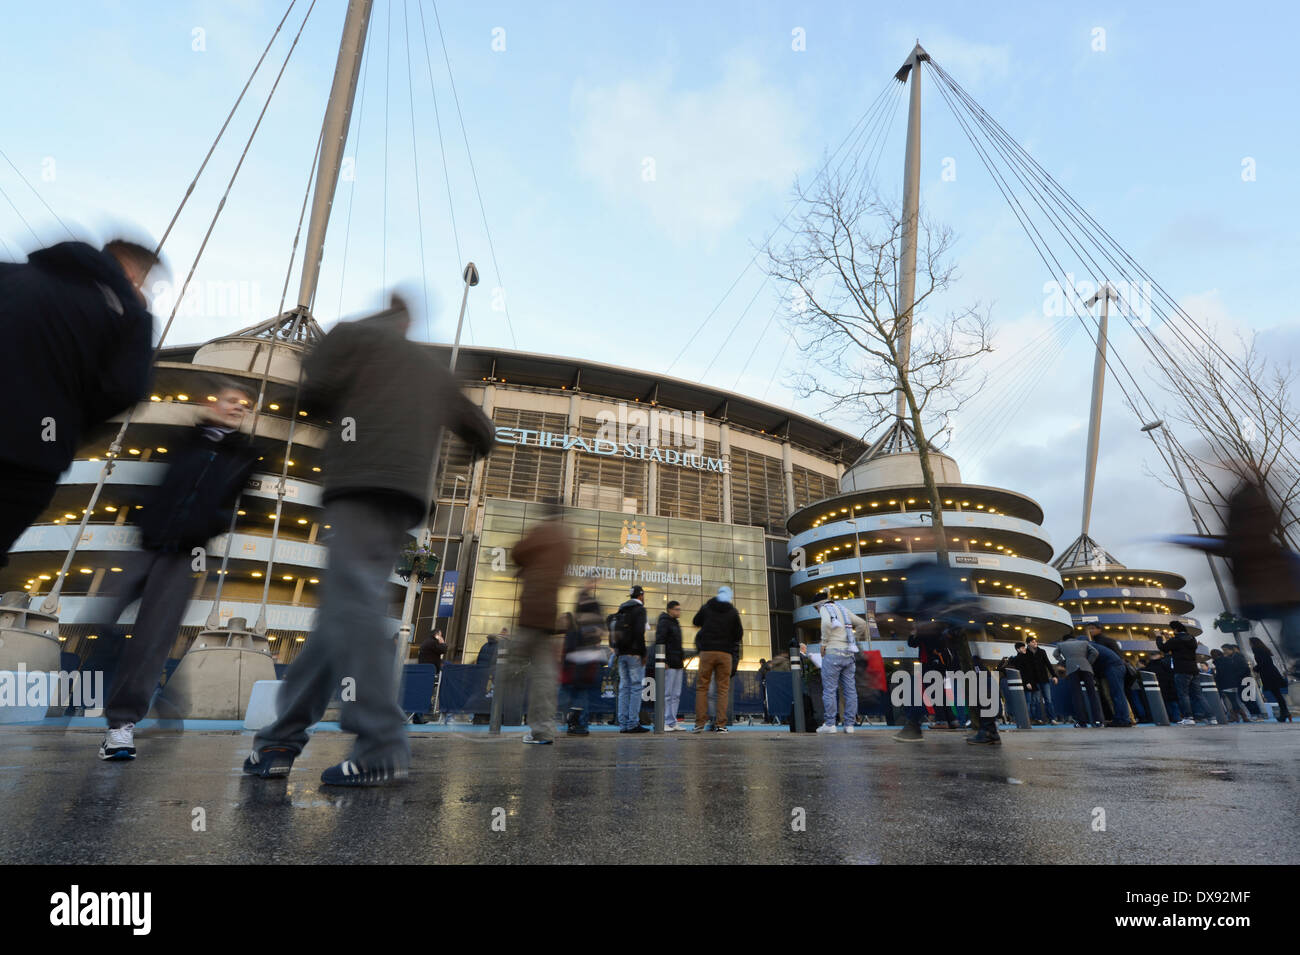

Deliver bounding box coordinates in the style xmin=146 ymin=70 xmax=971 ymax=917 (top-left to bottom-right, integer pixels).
xmin=608 ymin=610 xmax=630 ymax=654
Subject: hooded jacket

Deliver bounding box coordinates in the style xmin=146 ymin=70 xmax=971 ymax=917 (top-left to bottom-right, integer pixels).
xmin=0 ymin=242 xmax=153 ymax=474
xmin=614 ymin=598 xmax=648 ymax=655
xmin=302 ymin=299 xmax=494 ymax=514
xmin=136 ymin=423 xmax=260 ymax=551
xmin=693 ymin=597 xmax=743 ymax=654
xmin=655 ymin=611 xmax=685 ymax=668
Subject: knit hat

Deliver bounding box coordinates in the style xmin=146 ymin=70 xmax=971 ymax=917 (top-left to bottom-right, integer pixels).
xmin=716 ymin=585 xmax=734 ymax=603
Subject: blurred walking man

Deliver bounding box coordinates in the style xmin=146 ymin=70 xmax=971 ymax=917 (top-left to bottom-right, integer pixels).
xmin=99 ymin=381 xmax=259 ymax=759
xmin=510 ymin=502 xmax=573 ymax=744
xmin=245 ymin=295 xmax=493 ymax=786
xmin=0 ymin=239 xmax=157 ymax=565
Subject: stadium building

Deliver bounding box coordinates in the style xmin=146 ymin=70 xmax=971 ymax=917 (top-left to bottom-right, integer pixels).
xmin=2 ymin=316 xmax=867 ymax=668
xmin=786 ymin=420 xmax=1076 ymax=662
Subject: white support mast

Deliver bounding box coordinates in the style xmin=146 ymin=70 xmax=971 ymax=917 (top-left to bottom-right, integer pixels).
xmin=894 ymin=43 xmax=927 ymax=419
xmin=296 ymin=0 xmax=373 ymax=313
xmin=1080 ymin=282 xmax=1116 ymax=561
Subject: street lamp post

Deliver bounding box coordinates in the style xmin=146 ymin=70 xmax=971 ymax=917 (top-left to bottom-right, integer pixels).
xmin=430 ymin=474 xmax=466 ymax=644
xmin=396 ymin=263 xmax=480 ymax=658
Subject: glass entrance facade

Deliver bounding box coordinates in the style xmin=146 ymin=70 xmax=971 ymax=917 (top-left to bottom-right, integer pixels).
xmin=465 ymin=498 xmax=769 ymax=662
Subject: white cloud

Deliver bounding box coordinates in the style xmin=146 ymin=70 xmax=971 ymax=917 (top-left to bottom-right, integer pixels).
xmin=571 ymin=56 xmax=809 ymax=240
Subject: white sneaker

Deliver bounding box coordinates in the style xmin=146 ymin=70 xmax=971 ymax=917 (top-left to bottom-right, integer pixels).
xmin=815 ymin=724 xmax=837 ymax=734
xmin=1208 ymin=719 xmax=1219 ymax=725
xmin=843 ymin=724 xmax=855 ymax=734
xmin=1179 ymin=718 xmax=1195 ymax=725
xmin=98 ymin=723 xmax=136 ymax=760
xmin=663 ymin=723 xmax=678 ymax=732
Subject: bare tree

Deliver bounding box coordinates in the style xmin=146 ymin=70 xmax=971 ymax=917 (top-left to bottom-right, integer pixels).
xmin=1152 ymin=333 xmax=1300 ymax=550
xmin=765 ymin=171 xmax=992 ymax=561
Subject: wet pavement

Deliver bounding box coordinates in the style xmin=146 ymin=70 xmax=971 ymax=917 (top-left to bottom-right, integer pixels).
xmin=1 ymin=723 xmax=1296 ymax=864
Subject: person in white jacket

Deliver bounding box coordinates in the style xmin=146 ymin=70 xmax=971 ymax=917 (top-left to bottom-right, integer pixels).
xmin=800 ymin=591 xmax=868 ymax=734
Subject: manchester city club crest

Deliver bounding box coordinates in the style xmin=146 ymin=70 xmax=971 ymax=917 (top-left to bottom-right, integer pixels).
xmin=619 ymin=519 xmax=649 ymax=557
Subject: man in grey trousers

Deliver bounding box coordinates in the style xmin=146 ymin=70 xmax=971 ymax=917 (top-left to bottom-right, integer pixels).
xmin=1053 ymin=631 xmax=1104 ymax=727
xmin=244 ymin=295 xmax=493 ymax=786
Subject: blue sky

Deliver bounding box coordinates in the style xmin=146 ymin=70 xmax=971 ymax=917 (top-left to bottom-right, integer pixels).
xmin=3 ymin=0 xmax=1297 ymax=620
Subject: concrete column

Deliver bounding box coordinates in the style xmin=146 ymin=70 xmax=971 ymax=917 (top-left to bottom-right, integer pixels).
xmin=647 ymin=461 xmax=658 ymax=516
xmin=563 ymin=392 xmax=579 ymax=506
xmin=720 ymin=423 xmax=733 ymax=523
xmin=781 ymin=441 xmax=795 ymax=519
xmin=291 ymin=577 xmax=307 ymax=605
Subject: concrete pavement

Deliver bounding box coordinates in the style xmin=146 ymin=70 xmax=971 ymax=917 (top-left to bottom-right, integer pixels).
xmin=0 ymin=722 xmax=1295 ymax=864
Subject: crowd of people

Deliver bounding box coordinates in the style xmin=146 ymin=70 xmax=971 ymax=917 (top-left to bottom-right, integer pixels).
xmin=1 ymin=242 xmax=1296 ymax=788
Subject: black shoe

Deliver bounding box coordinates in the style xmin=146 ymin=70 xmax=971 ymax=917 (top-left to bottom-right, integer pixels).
xmin=893 ymin=722 xmax=924 ymax=742
xmin=1105 ymin=719 xmax=1134 ymax=727
xmin=243 ymin=745 xmax=295 ymax=779
xmin=946 ymin=720 xmax=960 ymax=729
xmin=966 ymin=730 xmax=1002 ymax=745
xmin=714 ymin=726 xmax=729 ymax=733
xmin=568 ymin=726 xmax=590 ymax=736
xmin=320 ymin=759 xmax=409 ymax=787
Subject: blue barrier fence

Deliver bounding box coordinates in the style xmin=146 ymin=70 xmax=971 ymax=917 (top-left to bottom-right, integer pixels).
xmin=422 ymin=663 xmax=776 ymax=719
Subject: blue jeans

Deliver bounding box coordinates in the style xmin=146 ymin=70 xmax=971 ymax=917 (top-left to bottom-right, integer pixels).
xmin=821 ymin=650 xmax=858 ymax=726
xmin=1028 ymin=685 xmax=1055 ymax=721
xmin=663 ymin=668 xmax=683 ymax=726
xmin=1174 ymin=672 xmax=1211 ymax=720
xmin=617 ymin=655 xmax=646 ymax=730
xmin=1096 ymin=664 xmax=1131 ymax=722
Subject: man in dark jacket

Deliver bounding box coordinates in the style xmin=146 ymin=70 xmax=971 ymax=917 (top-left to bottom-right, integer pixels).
xmin=98 ymin=380 xmax=260 ymax=760
xmin=246 ymin=296 xmax=494 ymax=785
xmin=1155 ymin=621 xmax=1212 ymax=724
xmin=1022 ymin=637 xmax=1058 ymax=723
xmin=692 ymin=585 xmax=743 ymax=732
xmin=0 ymin=240 xmax=157 ymax=565
xmin=1142 ymin=651 xmax=1180 ymax=718
xmin=655 ymin=601 xmax=685 ymax=729
xmin=1213 ymin=644 xmax=1253 ymax=722
xmin=613 ymin=585 xmax=649 ymax=732
xmin=1083 ymin=624 xmax=1133 ymax=726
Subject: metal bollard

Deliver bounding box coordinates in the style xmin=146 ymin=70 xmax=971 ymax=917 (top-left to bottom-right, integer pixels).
xmin=488 ymin=643 xmax=507 ymax=736
xmin=790 ymin=647 xmax=805 ymax=733
xmin=1003 ymin=667 xmax=1032 ymax=729
xmin=1139 ymin=670 xmax=1170 ymax=726
xmin=1199 ymin=673 xmax=1228 ymax=724
xmin=653 ymin=643 xmax=665 ymax=734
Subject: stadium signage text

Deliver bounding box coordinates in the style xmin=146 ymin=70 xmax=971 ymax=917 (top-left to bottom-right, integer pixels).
xmin=494 ymin=427 xmax=730 ymax=473
xmin=565 ymin=563 xmax=704 ymax=587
